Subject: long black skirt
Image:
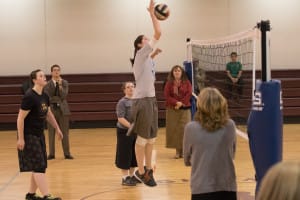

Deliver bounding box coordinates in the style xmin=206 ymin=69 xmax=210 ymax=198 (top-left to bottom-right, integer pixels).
xmin=115 ymin=127 xmax=137 ymax=170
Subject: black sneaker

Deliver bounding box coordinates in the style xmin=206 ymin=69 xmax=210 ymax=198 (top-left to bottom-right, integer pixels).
xmin=145 ymin=169 xmax=157 ymax=187
xmin=43 ymin=194 xmax=62 ymax=200
xmin=134 ymin=169 xmax=157 ymax=187
xmin=25 ymin=193 xmax=43 ymax=200
xmin=122 ymin=176 xmax=136 ymax=186
xmin=131 ymin=175 xmax=142 ymax=184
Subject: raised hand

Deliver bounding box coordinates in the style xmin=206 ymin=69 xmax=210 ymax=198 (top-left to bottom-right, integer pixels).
xmin=147 ymin=0 xmax=155 ymax=14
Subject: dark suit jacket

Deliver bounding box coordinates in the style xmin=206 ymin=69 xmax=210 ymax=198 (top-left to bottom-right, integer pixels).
xmin=44 ymin=79 xmax=71 ymax=115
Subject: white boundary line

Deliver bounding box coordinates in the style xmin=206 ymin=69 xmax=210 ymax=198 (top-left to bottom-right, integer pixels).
xmin=236 ymin=128 xmax=249 ymax=140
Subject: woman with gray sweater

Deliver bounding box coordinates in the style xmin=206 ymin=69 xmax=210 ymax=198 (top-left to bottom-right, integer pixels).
xmin=183 ymin=87 xmax=237 ymax=200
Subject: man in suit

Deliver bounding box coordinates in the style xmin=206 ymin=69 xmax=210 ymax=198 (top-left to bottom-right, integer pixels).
xmin=44 ymin=64 xmax=74 ymax=160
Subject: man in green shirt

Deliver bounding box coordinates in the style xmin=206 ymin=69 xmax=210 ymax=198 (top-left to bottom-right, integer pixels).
xmin=226 ymin=52 xmax=243 ymax=100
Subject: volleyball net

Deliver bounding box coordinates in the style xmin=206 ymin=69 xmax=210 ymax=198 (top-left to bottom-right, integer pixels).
xmin=185 ymin=28 xmax=261 ymax=139
xmin=185 ymin=22 xmax=283 ymax=194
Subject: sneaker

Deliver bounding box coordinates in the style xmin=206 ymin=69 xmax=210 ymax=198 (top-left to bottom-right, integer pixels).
xmin=43 ymin=194 xmax=62 ymax=200
xmin=25 ymin=193 xmax=43 ymax=200
xmin=145 ymin=169 xmax=157 ymax=187
xmin=131 ymin=175 xmax=142 ymax=184
xmin=122 ymin=176 xmax=136 ymax=186
xmin=134 ymin=169 xmax=157 ymax=187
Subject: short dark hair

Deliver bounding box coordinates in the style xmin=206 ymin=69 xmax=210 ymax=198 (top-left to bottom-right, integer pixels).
xmin=30 ymin=69 xmax=42 ymax=84
xmin=230 ymin=52 xmax=237 ymax=57
xmin=51 ymin=64 xmax=61 ymax=72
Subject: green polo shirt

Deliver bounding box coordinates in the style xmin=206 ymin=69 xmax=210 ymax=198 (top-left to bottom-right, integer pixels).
xmin=226 ymin=62 xmax=242 ymax=78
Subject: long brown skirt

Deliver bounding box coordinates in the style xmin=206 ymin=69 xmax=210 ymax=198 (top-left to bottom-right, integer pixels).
xmin=165 ymin=108 xmax=191 ymax=149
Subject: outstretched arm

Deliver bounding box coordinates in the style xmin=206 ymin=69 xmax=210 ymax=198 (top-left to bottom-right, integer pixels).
xmin=148 ymin=0 xmax=161 ymax=40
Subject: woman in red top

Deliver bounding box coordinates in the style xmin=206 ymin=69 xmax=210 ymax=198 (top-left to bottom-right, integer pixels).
xmin=164 ymin=65 xmax=192 ymax=158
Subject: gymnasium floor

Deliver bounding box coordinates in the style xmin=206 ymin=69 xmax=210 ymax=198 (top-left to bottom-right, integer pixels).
xmin=0 ymin=124 xmax=299 ymax=200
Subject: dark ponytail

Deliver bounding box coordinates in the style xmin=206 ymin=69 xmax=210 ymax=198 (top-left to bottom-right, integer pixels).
xmin=130 ymin=35 xmax=144 ymax=66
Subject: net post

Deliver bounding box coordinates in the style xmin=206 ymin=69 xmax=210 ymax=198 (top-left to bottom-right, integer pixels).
xmin=185 ymin=37 xmax=194 ymax=94
xmin=257 ymin=20 xmax=271 ymax=82
xmin=252 ymin=29 xmax=257 ymax=100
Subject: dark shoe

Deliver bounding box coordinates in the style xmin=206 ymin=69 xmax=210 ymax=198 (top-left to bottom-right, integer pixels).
xmin=146 ymin=169 xmax=157 ymax=186
xmin=131 ymin=175 xmax=142 ymax=184
xmin=43 ymin=194 xmax=62 ymax=200
xmin=122 ymin=176 xmax=136 ymax=186
xmin=134 ymin=169 xmax=157 ymax=187
xmin=47 ymin=155 xmax=55 ymax=160
xmin=25 ymin=193 xmax=43 ymax=200
xmin=64 ymin=155 xmax=74 ymax=159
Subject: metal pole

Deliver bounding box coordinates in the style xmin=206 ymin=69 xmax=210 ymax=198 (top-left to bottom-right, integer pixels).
xmin=257 ymin=20 xmax=271 ymax=82
xmin=186 ymin=38 xmax=194 ymax=94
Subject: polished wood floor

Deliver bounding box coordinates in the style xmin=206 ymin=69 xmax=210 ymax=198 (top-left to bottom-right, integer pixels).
xmin=0 ymin=124 xmax=299 ymax=200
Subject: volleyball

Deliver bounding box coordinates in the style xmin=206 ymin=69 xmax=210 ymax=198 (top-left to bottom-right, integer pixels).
xmin=154 ymin=3 xmax=170 ymax=21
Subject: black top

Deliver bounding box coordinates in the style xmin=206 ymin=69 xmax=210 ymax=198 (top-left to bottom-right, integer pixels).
xmin=21 ymin=89 xmax=49 ymax=136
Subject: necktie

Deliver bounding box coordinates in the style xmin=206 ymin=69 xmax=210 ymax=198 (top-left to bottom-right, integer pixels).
xmin=55 ymin=81 xmax=60 ymax=96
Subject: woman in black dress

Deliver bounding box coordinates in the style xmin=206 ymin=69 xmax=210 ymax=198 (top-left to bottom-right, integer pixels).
xmin=17 ymin=69 xmax=63 ymax=200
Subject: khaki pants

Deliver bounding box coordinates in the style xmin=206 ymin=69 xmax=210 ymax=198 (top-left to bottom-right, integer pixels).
xmin=48 ymin=108 xmax=70 ymax=156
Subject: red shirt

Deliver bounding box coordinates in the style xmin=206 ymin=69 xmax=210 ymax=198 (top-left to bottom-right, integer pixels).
xmin=164 ymin=80 xmax=192 ymax=108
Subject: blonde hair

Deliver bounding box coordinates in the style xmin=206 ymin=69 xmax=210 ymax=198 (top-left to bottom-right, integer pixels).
xmin=257 ymin=161 xmax=300 ymax=200
xmin=194 ymin=87 xmax=229 ymax=132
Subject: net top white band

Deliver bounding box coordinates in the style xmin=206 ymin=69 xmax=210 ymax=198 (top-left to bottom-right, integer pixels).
xmin=189 ymin=28 xmax=259 ymax=46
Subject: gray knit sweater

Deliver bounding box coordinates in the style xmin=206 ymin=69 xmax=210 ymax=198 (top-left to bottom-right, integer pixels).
xmin=183 ymin=119 xmax=237 ymax=195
